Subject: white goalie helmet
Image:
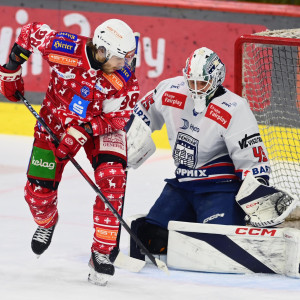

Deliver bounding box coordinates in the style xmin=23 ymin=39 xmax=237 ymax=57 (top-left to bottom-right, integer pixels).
xmin=93 ymin=19 xmax=136 ymax=62
xmin=183 ymin=47 xmax=226 ymax=113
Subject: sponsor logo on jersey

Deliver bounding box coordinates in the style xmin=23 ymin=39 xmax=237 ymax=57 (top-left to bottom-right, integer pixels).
xmin=133 ymin=106 xmax=151 ymax=126
xmin=205 ymin=103 xmax=232 ymax=128
xmin=235 ymin=227 xmax=277 ymax=236
xmin=81 ymin=81 xmax=93 ymax=88
xmin=176 ymin=167 xmax=207 ymax=178
xmin=81 ymin=86 xmax=90 ymax=98
xmin=170 ymin=81 xmax=185 ymax=89
xmin=53 ymin=68 xmax=76 ymax=80
xmin=180 ymin=118 xmax=200 ymax=132
xmin=56 ymin=32 xmax=78 ymax=41
xmin=69 ymin=95 xmax=90 ymax=118
xmin=117 ymin=66 xmax=132 ymax=82
xmin=103 ymin=73 xmax=123 ymax=90
xmin=28 ymin=147 xmax=56 ymax=180
xmin=251 ymin=165 xmax=270 ymax=176
xmin=51 ymin=39 xmax=76 ymax=54
xmin=162 ymin=91 xmax=187 ymax=109
xmin=49 ymin=53 xmax=78 ymax=66
xmin=238 ymin=133 xmax=262 ymax=149
xmin=221 ymin=101 xmax=237 ymax=108
xmin=95 ymin=82 xmax=108 ymax=94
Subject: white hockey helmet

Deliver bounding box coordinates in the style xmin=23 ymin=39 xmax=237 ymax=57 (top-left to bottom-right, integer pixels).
xmin=93 ymin=19 xmax=136 ymax=62
xmin=183 ymin=47 xmax=226 ymax=111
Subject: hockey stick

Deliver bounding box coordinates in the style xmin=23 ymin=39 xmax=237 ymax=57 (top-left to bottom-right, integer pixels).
xmin=15 ymin=90 xmax=168 ymax=274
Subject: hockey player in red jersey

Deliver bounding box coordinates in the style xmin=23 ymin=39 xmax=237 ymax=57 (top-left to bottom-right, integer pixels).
xmin=0 ymin=19 xmax=139 ymax=285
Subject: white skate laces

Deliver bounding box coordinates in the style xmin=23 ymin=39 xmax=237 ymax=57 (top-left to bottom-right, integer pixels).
xmin=31 ymin=224 xmax=56 ymax=257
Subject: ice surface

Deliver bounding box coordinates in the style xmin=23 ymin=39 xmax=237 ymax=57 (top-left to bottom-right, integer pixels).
xmin=1 ymin=134 xmax=300 ymax=300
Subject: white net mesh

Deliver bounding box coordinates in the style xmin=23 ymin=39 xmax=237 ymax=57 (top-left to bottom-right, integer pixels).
xmin=241 ymin=28 xmax=300 ymax=222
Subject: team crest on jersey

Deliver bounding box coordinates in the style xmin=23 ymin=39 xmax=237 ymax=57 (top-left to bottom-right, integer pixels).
xmin=81 ymin=86 xmax=90 ymax=98
xmin=56 ymin=32 xmax=78 ymax=41
xmin=51 ymin=39 xmax=76 ymax=54
xmin=205 ymin=103 xmax=232 ymax=128
xmin=162 ymin=91 xmax=187 ymax=109
xmin=69 ymin=95 xmax=90 ymax=118
xmin=173 ymin=132 xmax=198 ymax=168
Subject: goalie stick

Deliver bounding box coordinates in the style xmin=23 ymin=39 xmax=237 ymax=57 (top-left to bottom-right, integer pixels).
xmin=15 ymin=90 xmax=168 ymax=274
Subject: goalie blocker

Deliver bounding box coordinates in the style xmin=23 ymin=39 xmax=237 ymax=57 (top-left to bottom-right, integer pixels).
xmin=128 ymin=216 xmax=300 ymax=278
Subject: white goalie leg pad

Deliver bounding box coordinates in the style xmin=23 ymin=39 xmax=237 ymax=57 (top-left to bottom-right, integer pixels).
xmin=236 ymin=173 xmax=299 ymax=227
xmin=167 ymin=221 xmax=300 ymax=278
xmin=127 ymin=116 xmax=156 ymax=169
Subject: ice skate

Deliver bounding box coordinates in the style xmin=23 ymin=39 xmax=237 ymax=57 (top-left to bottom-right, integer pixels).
xmin=31 ymin=222 xmax=57 ymax=257
xmin=88 ymin=251 xmax=115 ymax=286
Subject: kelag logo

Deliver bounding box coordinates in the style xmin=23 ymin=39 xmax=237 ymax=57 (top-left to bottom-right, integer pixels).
xmin=51 ymin=39 xmax=75 ymax=54
xmin=28 ymin=147 xmax=56 ymax=180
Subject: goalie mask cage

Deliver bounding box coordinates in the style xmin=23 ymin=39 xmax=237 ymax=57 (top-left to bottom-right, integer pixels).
xmin=234 ymin=29 xmax=300 ymax=221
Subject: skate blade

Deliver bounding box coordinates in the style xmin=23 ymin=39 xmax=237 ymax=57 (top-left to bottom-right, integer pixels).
xmin=88 ymin=267 xmax=112 ymax=286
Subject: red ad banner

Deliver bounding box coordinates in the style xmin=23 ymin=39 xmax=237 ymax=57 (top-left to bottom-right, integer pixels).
xmin=0 ymin=6 xmax=266 ymax=98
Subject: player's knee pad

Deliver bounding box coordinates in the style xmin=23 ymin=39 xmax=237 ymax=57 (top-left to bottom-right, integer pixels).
xmin=24 ymin=180 xmax=58 ymax=227
xmin=131 ymin=217 xmax=168 ymax=255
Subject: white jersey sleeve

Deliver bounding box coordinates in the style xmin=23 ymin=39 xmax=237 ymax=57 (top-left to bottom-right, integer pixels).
xmin=133 ymin=79 xmax=169 ymax=132
xmin=219 ymin=90 xmax=270 ymax=181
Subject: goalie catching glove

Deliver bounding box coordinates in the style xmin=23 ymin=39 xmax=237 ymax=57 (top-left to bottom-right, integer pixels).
xmin=125 ymin=115 xmax=156 ymax=169
xmin=236 ymin=173 xmax=299 ymax=227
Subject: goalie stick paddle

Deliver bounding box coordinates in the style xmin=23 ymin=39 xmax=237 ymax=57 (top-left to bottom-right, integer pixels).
xmin=15 ymin=91 xmax=168 ymax=274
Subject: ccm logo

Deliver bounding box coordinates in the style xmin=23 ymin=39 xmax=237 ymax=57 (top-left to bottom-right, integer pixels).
xmin=235 ymin=227 xmax=277 ymax=236
xmin=246 ymin=202 xmax=259 ymax=208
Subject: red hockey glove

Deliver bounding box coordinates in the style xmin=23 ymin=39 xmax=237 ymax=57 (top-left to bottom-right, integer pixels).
xmin=0 ymin=65 xmax=24 ymax=102
xmin=55 ymin=125 xmax=91 ymax=160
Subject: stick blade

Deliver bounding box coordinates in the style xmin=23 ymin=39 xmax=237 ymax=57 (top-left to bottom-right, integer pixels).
xmin=114 ymin=251 xmax=146 ymax=273
xmin=155 ymin=258 xmax=169 ymax=275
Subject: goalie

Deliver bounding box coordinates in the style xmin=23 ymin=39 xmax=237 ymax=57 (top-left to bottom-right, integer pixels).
xmin=126 ymin=47 xmax=299 ymax=274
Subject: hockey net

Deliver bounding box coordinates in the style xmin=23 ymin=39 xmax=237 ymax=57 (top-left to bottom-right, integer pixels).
xmin=235 ymin=28 xmax=300 ymax=226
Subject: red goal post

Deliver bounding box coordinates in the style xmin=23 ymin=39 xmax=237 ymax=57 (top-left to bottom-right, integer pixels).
xmin=234 ymin=29 xmax=300 ymax=223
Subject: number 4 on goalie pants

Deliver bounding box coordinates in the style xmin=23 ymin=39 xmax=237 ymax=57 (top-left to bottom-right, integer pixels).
xmin=167 ymin=221 xmax=300 ymax=278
